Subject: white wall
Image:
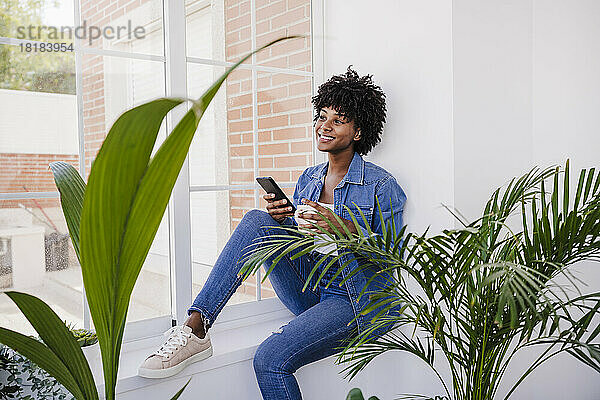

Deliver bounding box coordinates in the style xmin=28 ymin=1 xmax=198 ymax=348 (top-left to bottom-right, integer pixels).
xmin=454 ymin=1 xmax=600 ymax=398
xmin=319 ymin=0 xmax=600 ymax=399
xmin=453 ymin=0 xmax=534 ymax=220
xmin=319 ymin=0 xmax=454 ymax=398
xmin=532 ymin=0 xmax=600 ymax=171
xmin=323 ymin=0 xmax=455 ymax=237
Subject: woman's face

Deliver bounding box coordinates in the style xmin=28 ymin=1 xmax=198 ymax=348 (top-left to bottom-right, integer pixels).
xmin=314 ymin=106 xmax=361 ymax=154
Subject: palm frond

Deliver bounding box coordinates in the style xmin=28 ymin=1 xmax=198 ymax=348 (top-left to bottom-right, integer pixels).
xmin=242 ymin=161 xmax=600 ymax=400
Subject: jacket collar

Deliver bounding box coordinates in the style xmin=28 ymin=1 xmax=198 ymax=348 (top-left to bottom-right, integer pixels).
xmin=311 ymin=152 xmax=365 ymax=185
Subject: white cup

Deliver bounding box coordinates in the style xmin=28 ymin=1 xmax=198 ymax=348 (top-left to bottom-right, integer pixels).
xmin=295 ymin=204 xmax=317 ymax=231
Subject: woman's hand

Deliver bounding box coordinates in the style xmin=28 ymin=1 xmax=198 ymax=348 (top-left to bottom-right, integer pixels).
xmin=297 ymin=199 xmax=358 ymax=235
xmin=264 ymin=193 xmax=294 ymax=223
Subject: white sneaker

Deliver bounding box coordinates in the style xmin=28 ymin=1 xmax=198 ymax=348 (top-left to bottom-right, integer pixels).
xmin=138 ymin=325 xmax=213 ymax=379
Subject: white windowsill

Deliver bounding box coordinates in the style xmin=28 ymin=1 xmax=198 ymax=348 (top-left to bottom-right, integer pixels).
xmin=90 ymin=297 xmax=294 ymax=397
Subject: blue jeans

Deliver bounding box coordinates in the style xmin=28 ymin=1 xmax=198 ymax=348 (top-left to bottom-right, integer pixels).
xmin=189 ymin=209 xmax=358 ymax=400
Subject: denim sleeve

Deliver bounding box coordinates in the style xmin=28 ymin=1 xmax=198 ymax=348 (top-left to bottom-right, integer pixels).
xmin=361 ymin=176 xmax=407 ymax=238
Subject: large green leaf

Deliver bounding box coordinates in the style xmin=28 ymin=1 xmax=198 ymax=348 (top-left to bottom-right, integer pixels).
xmin=76 ymin=37 xmax=298 ymax=399
xmin=49 ymin=161 xmax=86 ymax=261
xmin=0 ymin=328 xmax=83 ymax=399
xmin=0 ymin=292 xmax=98 ymax=400
xmin=80 ymin=97 xmax=184 ymax=399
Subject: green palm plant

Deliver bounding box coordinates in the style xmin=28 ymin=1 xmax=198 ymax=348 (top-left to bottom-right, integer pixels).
xmin=0 ymin=36 xmax=297 ymax=400
xmin=239 ymin=161 xmax=600 ymax=400
xmin=346 ymin=387 xmax=380 ymax=400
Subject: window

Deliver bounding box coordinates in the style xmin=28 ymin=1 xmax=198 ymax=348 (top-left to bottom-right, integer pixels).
xmin=187 ymin=0 xmax=314 ymax=310
xmin=0 ymin=0 xmax=318 ymax=338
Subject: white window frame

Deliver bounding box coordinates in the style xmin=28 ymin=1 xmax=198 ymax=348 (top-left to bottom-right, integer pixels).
xmin=0 ymin=0 xmax=325 ymax=342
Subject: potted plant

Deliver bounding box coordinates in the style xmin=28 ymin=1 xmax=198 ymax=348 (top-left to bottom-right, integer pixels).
xmin=240 ymin=161 xmax=600 ymax=399
xmin=70 ymin=327 xmax=98 ymax=348
xmin=18 ymin=186 xmax=70 ymax=272
xmin=0 ymin=343 xmax=73 ymax=399
xmin=67 ymin=324 xmax=100 ymax=373
xmin=0 ymin=326 xmax=97 ymax=400
xmin=0 ymin=37 xmax=297 ymax=400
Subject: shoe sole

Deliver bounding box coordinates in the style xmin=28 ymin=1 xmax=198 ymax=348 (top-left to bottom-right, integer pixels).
xmin=138 ymin=345 xmax=213 ymax=379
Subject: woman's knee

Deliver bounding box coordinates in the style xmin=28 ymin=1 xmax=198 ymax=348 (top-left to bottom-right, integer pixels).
xmin=240 ymin=209 xmax=275 ymax=229
xmin=253 ymin=342 xmax=270 ymax=375
xmin=253 ymin=339 xmax=286 ymax=375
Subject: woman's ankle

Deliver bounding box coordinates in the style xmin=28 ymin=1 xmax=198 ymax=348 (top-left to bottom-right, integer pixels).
xmin=185 ymin=312 xmax=208 ymax=339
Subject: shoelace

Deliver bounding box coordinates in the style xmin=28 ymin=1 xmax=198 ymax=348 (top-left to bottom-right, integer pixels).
xmin=153 ymin=326 xmax=190 ymax=358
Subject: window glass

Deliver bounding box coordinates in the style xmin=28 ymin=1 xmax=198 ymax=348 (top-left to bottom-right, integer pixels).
xmin=186 ymin=0 xmax=227 ymax=61
xmin=187 ymin=63 xmax=232 ymax=187
xmin=80 ymin=54 xmax=166 ymax=176
xmin=1 ymin=0 xmax=75 ymax=41
xmin=186 ymin=0 xmax=313 ymax=304
xmin=80 ymin=53 xmax=170 ymax=323
xmin=0 ymin=50 xmax=77 ymax=192
xmin=0 ymin=198 xmax=83 ymax=336
xmin=0 ymin=26 xmax=80 ymax=332
xmin=0 ymin=0 xmax=314 ymax=336
xmin=190 ymin=190 xmax=256 ymax=305
xmin=186 ymin=0 xmax=312 ymax=69
xmin=77 ymin=0 xmax=164 ymax=56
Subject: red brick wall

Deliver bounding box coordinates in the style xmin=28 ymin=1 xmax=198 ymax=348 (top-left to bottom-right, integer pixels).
xmin=225 ymin=0 xmax=312 ymax=229
xmin=81 ymin=53 xmax=106 ymax=177
xmin=0 ymin=153 xmax=78 ymax=209
xmin=79 ymin=0 xmax=157 ymax=177
xmin=225 ymin=0 xmax=313 ymax=298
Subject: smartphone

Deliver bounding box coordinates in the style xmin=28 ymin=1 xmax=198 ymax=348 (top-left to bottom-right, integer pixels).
xmin=256 ymin=177 xmax=296 ymax=213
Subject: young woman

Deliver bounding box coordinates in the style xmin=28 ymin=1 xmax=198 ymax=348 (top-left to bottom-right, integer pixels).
xmin=138 ymin=66 xmax=407 ymax=400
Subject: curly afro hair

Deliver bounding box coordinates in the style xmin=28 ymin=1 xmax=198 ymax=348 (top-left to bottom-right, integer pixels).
xmin=312 ymin=66 xmax=387 ymax=155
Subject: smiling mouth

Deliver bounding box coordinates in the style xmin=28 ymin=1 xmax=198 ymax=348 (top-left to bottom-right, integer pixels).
xmin=318 ymin=132 xmax=335 ymax=142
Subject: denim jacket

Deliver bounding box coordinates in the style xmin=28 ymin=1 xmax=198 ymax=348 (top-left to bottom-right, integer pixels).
xmin=286 ymin=152 xmax=407 ymax=341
